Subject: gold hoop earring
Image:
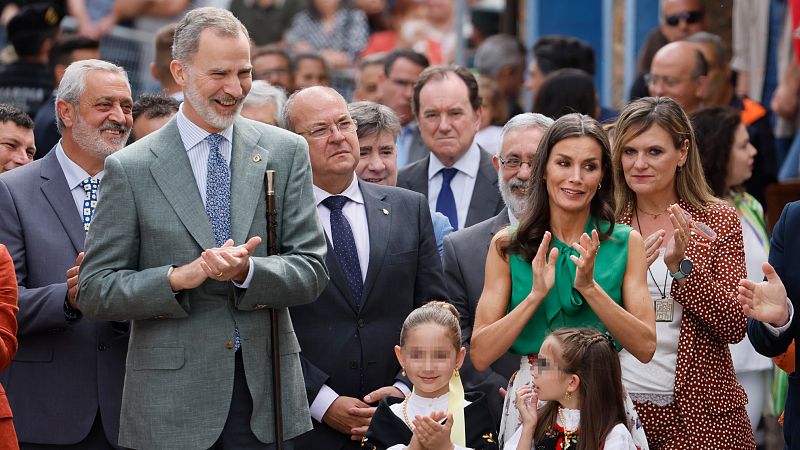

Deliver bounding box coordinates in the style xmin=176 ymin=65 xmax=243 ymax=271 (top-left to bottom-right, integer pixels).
xmin=564 ymin=390 xmax=572 ymax=401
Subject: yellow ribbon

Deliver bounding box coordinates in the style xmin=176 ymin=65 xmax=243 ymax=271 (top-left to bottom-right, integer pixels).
xmin=448 ymin=368 xmax=466 ymax=446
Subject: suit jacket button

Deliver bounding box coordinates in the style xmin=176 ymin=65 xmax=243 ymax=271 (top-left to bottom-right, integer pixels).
xmin=357 ymin=319 xmax=365 ymax=328
xmin=226 ymin=340 xmax=235 ymax=350
xmin=98 ymin=344 xmax=108 ymax=351
xmin=349 ymin=361 xmax=358 ymax=369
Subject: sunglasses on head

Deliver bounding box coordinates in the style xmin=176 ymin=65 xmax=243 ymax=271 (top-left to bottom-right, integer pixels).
xmin=664 ymin=10 xmax=704 ymax=27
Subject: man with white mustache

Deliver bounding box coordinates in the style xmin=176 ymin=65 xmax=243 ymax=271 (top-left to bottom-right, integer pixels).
xmin=0 ymin=59 xmax=133 ymax=448
xmin=441 ymin=113 xmax=553 ymax=421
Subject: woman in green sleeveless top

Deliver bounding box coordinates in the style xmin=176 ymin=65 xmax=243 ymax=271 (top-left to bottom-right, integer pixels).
xmin=468 ymin=114 xmax=656 ymax=446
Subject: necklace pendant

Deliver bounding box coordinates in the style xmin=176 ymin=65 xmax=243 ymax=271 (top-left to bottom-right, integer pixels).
xmin=562 ymin=439 xmax=571 ymax=450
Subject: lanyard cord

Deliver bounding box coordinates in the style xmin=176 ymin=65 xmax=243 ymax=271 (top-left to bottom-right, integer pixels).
xmin=635 ymin=209 xmax=670 ymax=299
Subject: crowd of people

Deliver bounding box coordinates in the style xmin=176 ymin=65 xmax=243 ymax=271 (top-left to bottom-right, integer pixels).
xmin=0 ymin=0 xmax=798 ymax=449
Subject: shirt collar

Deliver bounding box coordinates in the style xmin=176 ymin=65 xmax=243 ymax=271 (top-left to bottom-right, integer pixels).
xmin=54 ymin=141 xmax=103 ymax=190
xmin=508 ymin=209 xmax=519 ymax=226
xmin=313 ymin=175 xmax=364 ymax=207
xmin=427 ymin=139 xmax=481 ymax=180
xmin=175 ymin=103 xmax=234 ymax=151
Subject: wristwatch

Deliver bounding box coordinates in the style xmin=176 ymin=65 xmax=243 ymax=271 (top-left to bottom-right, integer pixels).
xmin=670 ymin=258 xmax=693 ymax=280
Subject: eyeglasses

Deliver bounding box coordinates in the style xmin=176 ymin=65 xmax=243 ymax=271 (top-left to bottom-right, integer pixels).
xmin=499 ymin=157 xmax=535 ymax=170
xmin=301 ymin=118 xmax=358 ymax=140
xmin=664 ymin=10 xmax=704 ymax=27
xmin=643 ymin=73 xmax=696 ymax=88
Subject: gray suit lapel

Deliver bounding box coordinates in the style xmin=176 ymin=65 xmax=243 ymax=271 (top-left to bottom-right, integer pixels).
xmin=39 ymin=151 xmax=84 ymax=253
xmin=360 ymin=181 xmax=389 ymax=308
xmin=230 ymin=119 xmax=269 ymax=245
xmin=149 ymin=120 xmax=216 ymax=250
xmin=465 ymin=148 xmax=499 ymax=226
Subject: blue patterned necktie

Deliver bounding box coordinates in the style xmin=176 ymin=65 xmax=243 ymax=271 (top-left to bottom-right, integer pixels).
xmin=322 ymin=195 xmax=363 ymax=309
xmin=436 ymin=167 xmax=459 ymax=231
xmin=204 ymin=133 xmax=240 ymax=351
xmin=80 ymin=177 xmax=100 ymax=232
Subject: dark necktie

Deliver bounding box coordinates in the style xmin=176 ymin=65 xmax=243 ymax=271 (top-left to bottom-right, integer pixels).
xmin=322 ymin=195 xmax=363 ymax=308
xmin=204 ymin=133 xmax=240 ymax=351
xmin=436 ymin=167 xmax=459 ymax=231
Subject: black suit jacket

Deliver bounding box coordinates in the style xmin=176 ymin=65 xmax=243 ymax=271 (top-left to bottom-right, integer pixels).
xmin=441 ymin=209 xmax=518 ymax=422
xmin=747 ymin=201 xmax=800 ymax=448
xmin=292 ymin=180 xmax=448 ymax=450
xmin=396 ymin=146 xmax=504 ymax=229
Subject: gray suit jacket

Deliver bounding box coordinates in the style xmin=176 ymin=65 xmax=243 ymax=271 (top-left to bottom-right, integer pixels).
xmin=77 ymin=117 xmax=329 ymax=450
xmin=396 ymin=146 xmax=504 ymax=229
xmin=0 ymin=149 xmax=127 ymax=447
xmin=441 ymin=209 xmax=518 ymax=421
xmin=292 ymin=180 xmax=448 ymax=450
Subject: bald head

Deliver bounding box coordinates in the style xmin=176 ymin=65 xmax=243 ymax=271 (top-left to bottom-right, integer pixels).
xmin=648 ymin=41 xmax=708 ymax=113
xmin=660 ymin=0 xmax=706 ymax=42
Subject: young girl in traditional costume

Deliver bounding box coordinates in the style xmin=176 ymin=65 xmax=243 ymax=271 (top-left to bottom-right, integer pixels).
xmin=361 ymin=301 xmax=499 ymax=450
xmin=505 ymin=328 xmax=637 ymax=450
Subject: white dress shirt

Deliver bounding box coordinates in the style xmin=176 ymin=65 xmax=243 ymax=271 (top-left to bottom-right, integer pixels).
xmin=55 ymin=142 xmax=104 ymax=217
xmin=427 ymin=141 xmax=481 ymax=230
xmin=309 ymin=175 xmax=410 ymax=422
xmin=175 ymin=105 xmax=253 ymax=288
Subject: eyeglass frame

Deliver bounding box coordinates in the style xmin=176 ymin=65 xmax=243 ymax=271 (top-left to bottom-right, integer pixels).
xmin=498 ymin=156 xmax=535 ymax=170
xmin=300 ymin=118 xmax=359 ymax=140
xmin=664 ymin=10 xmax=704 ymax=27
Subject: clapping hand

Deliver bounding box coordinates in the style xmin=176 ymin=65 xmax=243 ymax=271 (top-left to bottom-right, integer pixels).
xmin=664 ymin=204 xmax=690 ymax=273
xmin=643 ymin=230 xmax=665 ymax=267
xmin=738 ymin=262 xmax=790 ymax=328
xmin=529 ymin=231 xmax=558 ymax=302
xmin=412 ymin=411 xmax=454 ymax=450
xmin=65 ymin=252 xmax=85 ymax=309
xmin=200 ymin=237 xmax=261 ymax=283
xmin=571 ymin=230 xmax=600 ymax=293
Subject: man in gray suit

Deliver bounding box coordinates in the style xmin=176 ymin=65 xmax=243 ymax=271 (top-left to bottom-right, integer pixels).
xmin=78 ymin=8 xmax=328 ymax=450
xmin=379 ymin=49 xmax=429 ymax=167
xmin=0 ymin=59 xmax=133 ymax=448
xmin=283 ymin=86 xmax=448 ymax=449
xmin=441 ymin=113 xmax=553 ymax=420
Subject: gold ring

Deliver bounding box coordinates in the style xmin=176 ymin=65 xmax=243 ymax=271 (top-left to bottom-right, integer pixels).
xmin=217 ymin=271 xmax=224 ymax=278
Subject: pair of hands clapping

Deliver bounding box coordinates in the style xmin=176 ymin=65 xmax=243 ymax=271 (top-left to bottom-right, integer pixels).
xmin=528 ymin=229 xmax=600 ymax=301
xmin=407 ymin=411 xmax=456 ymax=450
xmin=168 ymin=237 xmax=261 ymax=291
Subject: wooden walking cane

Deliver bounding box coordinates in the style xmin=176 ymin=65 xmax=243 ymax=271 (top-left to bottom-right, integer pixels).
xmin=265 ymin=169 xmax=284 ymax=450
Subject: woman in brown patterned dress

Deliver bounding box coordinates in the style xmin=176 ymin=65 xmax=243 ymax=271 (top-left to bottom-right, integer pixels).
xmin=612 ymin=96 xmax=754 ymax=449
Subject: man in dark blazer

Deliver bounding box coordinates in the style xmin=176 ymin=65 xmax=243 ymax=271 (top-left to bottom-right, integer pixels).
xmin=397 ymin=65 xmax=504 ymax=231
xmin=441 ymin=113 xmax=552 ymax=420
xmin=0 ymin=59 xmax=132 ymax=448
xmin=739 ymin=200 xmax=800 ymax=448
xmin=284 ymin=86 xmax=448 ymax=449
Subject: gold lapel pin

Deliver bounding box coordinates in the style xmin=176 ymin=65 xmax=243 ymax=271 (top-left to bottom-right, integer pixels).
xmin=253 ymin=154 xmax=262 ymax=163
xmin=382 ymin=208 xmax=389 ymax=215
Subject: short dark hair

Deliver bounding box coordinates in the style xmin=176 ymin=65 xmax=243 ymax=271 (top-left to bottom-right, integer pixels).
xmin=293 ymin=52 xmax=327 ymax=70
xmin=0 ymin=104 xmax=34 ymax=129
xmin=412 ymin=65 xmax=481 ymax=117
xmin=153 ymin=23 xmax=177 ymax=87
xmin=384 ymin=49 xmax=429 ymax=77
xmin=533 ymin=35 xmax=596 ymax=76
xmin=691 ymin=48 xmax=709 ymax=78
xmin=48 ymin=33 xmax=100 ymax=70
xmin=533 ymin=68 xmax=597 ymax=120
xmin=253 ymin=44 xmax=293 ymax=72
xmin=690 ymin=105 xmax=742 ymax=197
xmin=132 ymin=93 xmax=180 ymax=121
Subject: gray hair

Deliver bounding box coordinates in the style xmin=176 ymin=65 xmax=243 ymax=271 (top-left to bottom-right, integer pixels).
xmin=172 ymin=7 xmax=249 ymax=64
xmin=347 ymin=101 xmax=401 ymax=140
xmin=282 ymin=86 xmax=346 ymax=133
xmin=55 ymin=59 xmax=129 ymax=133
xmin=473 ymin=34 xmax=525 ymax=77
xmin=244 ymin=80 xmax=287 ymax=117
xmin=687 ymin=31 xmax=728 ymax=68
xmin=497 ymin=113 xmax=554 ymax=156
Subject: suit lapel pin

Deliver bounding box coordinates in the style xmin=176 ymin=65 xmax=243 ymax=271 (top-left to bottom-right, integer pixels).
xmin=382 ymin=208 xmax=389 ymax=215
xmin=253 ymin=154 xmax=262 ymax=163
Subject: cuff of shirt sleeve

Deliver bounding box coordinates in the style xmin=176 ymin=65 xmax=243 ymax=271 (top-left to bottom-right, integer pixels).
xmin=310 ymin=384 xmax=339 ymax=423
xmin=231 ymin=258 xmax=255 ymax=289
xmin=393 ymin=381 xmax=410 ymax=397
xmin=765 ymin=298 xmax=794 ymax=336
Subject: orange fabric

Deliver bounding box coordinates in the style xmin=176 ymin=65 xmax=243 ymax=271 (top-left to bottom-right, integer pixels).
xmin=0 ymin=245 xmax=19 ymax=449
xmin=774 ymin=340 xmax=796 ymax=373
xmin=740 ymin=97 xmax=768 ymax=126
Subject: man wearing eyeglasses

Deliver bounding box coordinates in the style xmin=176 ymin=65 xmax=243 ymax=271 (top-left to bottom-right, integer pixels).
xmin=441 ymin=113 xmax=553 ymax=421
xmin=647 ymin=41 xmax=709 ymax=114
xmin=252 ymin=45 xmax=294 ymax=92
xmin=283 ymin=85 xmax=447 ymax=449
xmin=379 ymin=49 xmax=430 ymax=167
